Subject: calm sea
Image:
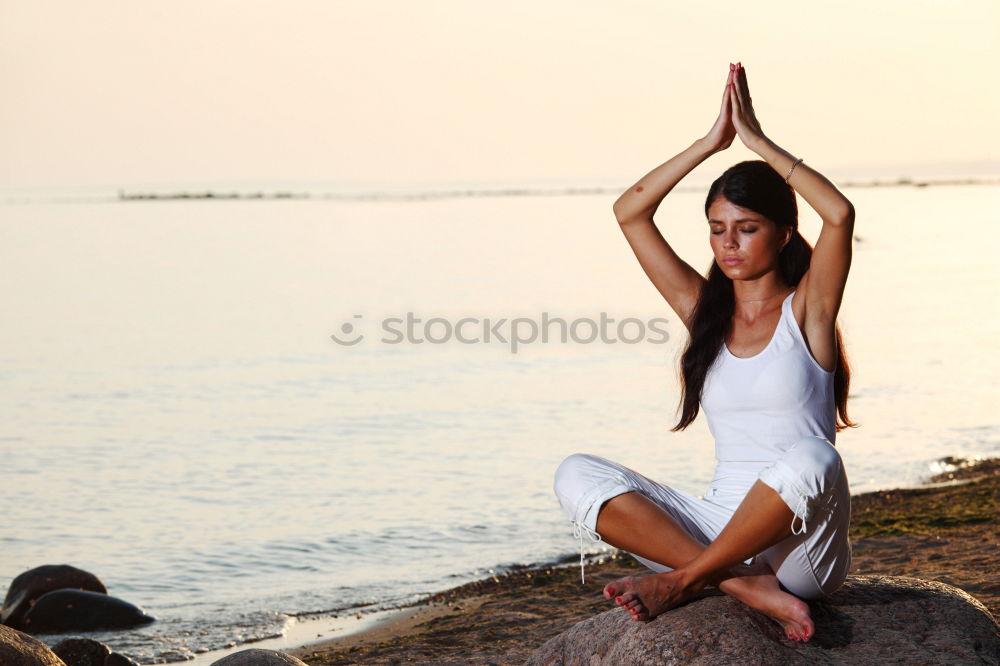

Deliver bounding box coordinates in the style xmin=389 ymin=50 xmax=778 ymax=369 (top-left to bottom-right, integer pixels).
xmin=2 ymin=180 xmax=997 ymax=662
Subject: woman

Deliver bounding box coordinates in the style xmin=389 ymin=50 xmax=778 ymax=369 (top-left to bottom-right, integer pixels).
xmin=553 ymin=63 xmax=856 ymax=643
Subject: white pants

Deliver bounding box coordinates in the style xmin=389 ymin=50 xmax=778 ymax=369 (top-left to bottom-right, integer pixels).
xmin=553 ymin=436 xmax=852 ymax=599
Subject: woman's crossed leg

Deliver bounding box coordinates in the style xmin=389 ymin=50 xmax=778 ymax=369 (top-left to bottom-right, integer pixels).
xmin=553 ymin=440 xmax=849 ymax=643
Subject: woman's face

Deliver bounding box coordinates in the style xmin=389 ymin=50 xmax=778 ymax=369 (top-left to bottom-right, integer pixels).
xmin=707 ymin=196 xmax=791 ymax=281
xmin=708 ymin=195 xmax=792 ymax=280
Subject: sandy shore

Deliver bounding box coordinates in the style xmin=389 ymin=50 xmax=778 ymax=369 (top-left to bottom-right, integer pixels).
xmin=290 ymin=458 xmax=999 ymax=665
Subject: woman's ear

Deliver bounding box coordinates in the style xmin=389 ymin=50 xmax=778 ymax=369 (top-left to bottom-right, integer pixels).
xmin=780 ymin=228 xmax=793 ymax=251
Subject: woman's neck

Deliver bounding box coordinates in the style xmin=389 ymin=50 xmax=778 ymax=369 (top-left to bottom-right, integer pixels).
xmin=732 ymin=278 xmax=791 ymax=319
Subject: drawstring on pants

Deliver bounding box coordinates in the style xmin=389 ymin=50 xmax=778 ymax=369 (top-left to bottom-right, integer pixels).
xmin=791 ymin=496 xmax=810 ymax=535
xmin=571 ymin=521 xmax=601 ymax=584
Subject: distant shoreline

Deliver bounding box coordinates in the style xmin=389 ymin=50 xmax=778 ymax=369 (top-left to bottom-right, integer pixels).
xmin=3 ymin=176 xmax=998 ymax=206
xmin=112 ymin=176 xmax=1000 ymax=202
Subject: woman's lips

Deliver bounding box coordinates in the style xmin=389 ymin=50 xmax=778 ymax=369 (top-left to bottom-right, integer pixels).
xmin=723 ymin=256 xmax=743 ymax=266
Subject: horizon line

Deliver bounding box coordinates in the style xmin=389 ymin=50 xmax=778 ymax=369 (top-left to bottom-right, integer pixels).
xmin=3 ymin=174 xmax=999 ymax=205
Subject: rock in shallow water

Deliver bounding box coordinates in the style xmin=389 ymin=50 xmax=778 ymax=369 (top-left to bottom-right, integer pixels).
xmin=0 ymin=625 xmax=66 ymax=665
xmin=210 ymin=649 xmax=308 ymax=665
xmin=526 ymin=575 xmax=1000 ymax=665
xmin=52 ymin=638 xmax=109 ymax=666
xmin=2 ymin=565 xmax=108 ymax=630
xmin=103 ymin=652 xmax=140 ymax=666
xmin=21 ymin=590 xmax=155 ymax=634
xmin=51 ymin=638 xmax=139 ymax=666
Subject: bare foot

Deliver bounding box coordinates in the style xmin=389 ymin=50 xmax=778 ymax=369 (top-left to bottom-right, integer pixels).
xmin=603 ymin=565 xmax=815 ymax=643
xmin=719 ymin=566 xmax=814 ymax=642
xmin=602 ymin=570 xmax=698 ymax=622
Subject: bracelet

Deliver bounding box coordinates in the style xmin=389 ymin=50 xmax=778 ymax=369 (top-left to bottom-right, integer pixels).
xmin=785 ymin=158 xmax=803 ymax=183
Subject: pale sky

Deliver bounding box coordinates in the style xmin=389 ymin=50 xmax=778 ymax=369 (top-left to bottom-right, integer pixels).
xmin=2 ymin=0 xmax=998 ymax=190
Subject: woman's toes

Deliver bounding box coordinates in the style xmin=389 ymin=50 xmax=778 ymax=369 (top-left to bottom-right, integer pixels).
xmin=603 ymin=577 xmax=632 ymax=600
xmin=604 ymin=581 xmax=624 ymax=600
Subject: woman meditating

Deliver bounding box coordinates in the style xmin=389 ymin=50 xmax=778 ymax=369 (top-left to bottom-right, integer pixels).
xmin=553 ymin=63 xmax=856 ymax=643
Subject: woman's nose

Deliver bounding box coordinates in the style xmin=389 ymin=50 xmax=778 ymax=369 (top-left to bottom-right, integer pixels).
xmin=722 ymin=232 xmax=738 ymax=249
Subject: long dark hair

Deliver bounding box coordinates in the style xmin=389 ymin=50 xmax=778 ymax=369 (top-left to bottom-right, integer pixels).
xmin=672 ymin=160 xmax=855 ymax=433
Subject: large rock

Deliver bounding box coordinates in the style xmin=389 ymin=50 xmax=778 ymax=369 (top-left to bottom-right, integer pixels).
xmin=210 ymin=649 xmax=308 ymax=665
xmin=527 ymin=576 xmax=1000 ymax=665
xmin=21 ymin=590 xmax=155 ymax=633
xmin=0 ymin=624 xmax=67 ymax=665
xmin=3 ymin=565 xmax=107 ymax=630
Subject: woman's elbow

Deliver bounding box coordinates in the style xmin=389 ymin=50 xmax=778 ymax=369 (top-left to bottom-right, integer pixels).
xmin=826 ymin=200 xmax=855 ymax=228
xmin=613 ymin=199 xmax=646 ymax=225
xmin=842 ymin=200 xmax=856 ymax=224
xmin=612 ymin=198 xmax=629 ymax=223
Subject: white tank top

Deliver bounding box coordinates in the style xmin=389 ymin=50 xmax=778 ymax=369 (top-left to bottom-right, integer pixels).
xmin=700 ymin=291 xmax=836 ymax=498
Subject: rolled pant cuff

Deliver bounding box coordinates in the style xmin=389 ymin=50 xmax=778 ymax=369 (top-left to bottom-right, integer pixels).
xmin=758 ymin=460 xmax=815 ymax=535
xmin=570 ymin=480 xmax=633 ymax=584
xmin=579 ymin=479 xmax=634 ymax=534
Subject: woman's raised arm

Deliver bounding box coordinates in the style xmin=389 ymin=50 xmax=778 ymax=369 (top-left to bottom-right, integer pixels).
xmin=729 ymin=64 xmax=855 ymax=360
xmin=613 ymin=67 xmax=739 ymax=330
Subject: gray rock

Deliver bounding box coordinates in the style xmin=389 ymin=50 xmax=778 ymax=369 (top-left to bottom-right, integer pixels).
xmin=210 ymin=648 xmax=308 ymax=665
xmin=0 ymin=624 xmax=67 ymax=665
xmin=52 ymin=638 xmax=110 ymax=666
xmin=21 ymin=590 xmax=155 ymax=634
xmin=526 ymin=575 xmax=1000 ymax=665
xmin=2 ymin=565 xmax=107 ymax=630
xmin=104 ymin=653 xmax=140 ymax=666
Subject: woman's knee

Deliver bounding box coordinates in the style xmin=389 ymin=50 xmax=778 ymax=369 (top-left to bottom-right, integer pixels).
xmin=787 ymin=436 xmax=842 ymax=486
xmin=553 ymin=453 xmax=589 ymax=494
xmin=759 ymin=437 xmax=846 ymax=533
xmin=554 ymin=453 xmax=605 ymax=500
xmin=552 ymin=453 xmax=626 ymax=523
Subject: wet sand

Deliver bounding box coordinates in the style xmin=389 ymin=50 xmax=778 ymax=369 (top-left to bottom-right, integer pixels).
xmin=291 ymin=458 xmax=999 ymax=665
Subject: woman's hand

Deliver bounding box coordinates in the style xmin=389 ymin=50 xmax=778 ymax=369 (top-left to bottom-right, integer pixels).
xmin=701 ymin=65 xmax=737 ymax=154
xmin=729 ymin=63 xmax=768 ymax=151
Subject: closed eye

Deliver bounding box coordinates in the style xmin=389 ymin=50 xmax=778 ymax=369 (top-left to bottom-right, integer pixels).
xmin=710 ymin=228 xmax=756 ymax=235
